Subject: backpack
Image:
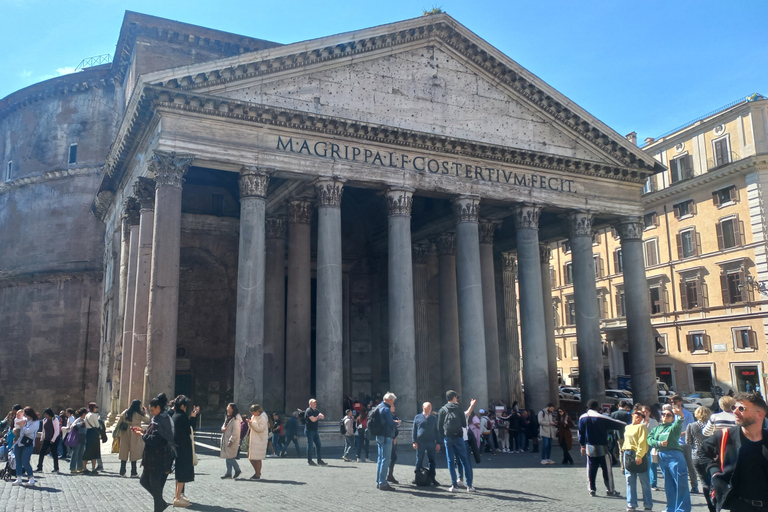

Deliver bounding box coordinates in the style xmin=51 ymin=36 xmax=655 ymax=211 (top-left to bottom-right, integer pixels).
xmin=414 ymin=466 xmax=431 ymax=486
xmin=339 ymin=418 xmax=347 ymax=435
xmin=239 ymin=419 xmax=249 ymax=441
xmin=367 ymin=405 xmax=384 ymax=437
xmin=442 ymin=406 xmax=463 ymax=437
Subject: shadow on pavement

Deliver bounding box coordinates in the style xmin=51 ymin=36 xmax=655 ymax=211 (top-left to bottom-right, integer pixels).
xmin=236 ymin=478 xmax=306 ymax=485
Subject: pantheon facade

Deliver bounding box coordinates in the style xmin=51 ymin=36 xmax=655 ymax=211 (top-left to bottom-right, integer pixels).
xmin=0 ymin=12 xmax=664 ymax=419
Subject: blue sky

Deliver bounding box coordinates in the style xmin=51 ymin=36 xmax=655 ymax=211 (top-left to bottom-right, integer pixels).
xmin=1 ymin=0 xmax=766 ymax=142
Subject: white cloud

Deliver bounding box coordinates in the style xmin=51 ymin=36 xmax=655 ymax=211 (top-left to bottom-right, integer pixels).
xmin=56 ymin=66 xmax=77 ymax=76
xmin=19 ymin=70 xmax=32 ymax=78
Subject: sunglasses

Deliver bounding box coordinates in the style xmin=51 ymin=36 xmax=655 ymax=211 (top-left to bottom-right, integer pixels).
xmin=632 ymin=412 xmax=644 ymax=416
xmin=732 ymin=405 xmax=746 ymax=413
xmin=661 ymin=412 xmax=674 ymax=417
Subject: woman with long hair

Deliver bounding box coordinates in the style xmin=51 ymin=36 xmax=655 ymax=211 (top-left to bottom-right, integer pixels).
xmin=247 ymin=404 xmax=269 ymax=479
xmin=12 ymin=406 xmax=40 ymax=486
xmin=172 ymin=395 xmax=199 ymax=507
xmin=36 ymin=408 xmax=60 ymax=473
xmin=622 ymin=406 xmax=652 ymax=512
xmin=556 ymin=406 xmax=575 ymax=464
xmin=220 ymin=403 xmax=242 ymax=479
xmin=135 ymin=393 xmax=175 ymax=512
xmin=68 ymin=408 xmax=88 ymax=474
xmin=82 ymin=402 xmax=102 ymax=474
xmin=116 ymin=399 xmax=149 ymax=477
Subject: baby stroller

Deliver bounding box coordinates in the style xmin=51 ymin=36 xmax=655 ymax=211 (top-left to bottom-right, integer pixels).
xmin=0 ymin=440 xmax=15 ymax=481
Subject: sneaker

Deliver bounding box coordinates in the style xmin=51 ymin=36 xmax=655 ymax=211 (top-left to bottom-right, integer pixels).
xmin=387 ymin=475 xmax=399 ymax=484
xmin=448 ymin=486 xmax=458 ymax=493
xmin=249 ymin=474 xmax=260 ymax=480
xmin=173 ymin=497 xmax=191 ymax=507
xmin=12 ymin=478 xmax=23 ymax=486
xmin=308 ymin=460 xmax=317 ymax=466
xmin=27 ymin=477 xmax=37 ymax=486
xmin=589 ymin=490 xmax=596 ymax=497
xmin=356 ymin=458 xmax=361 ymax=462
xmin=541 ymin=460 xmax=549 ymax=465
xmin=221 ymin=475 xmax=232 ymax=479
xmin=342 ymin=456 xmax=351 ymax=462
xmin=378 ymin=483 xmax=395 ymax=491
xmin=318 ymin=460 xmax=328 ymax=466
xmin=607 ymin=490 xmax=621 ymax=497
xmin=548 ymin=459 xmax=557 ymax=465
xmin=627 ymin=507 xmax=637 ymax=512
xmin=233 ymin=470 xmax=241 ymax=479
xmin=467 ymin=486 xmax=476 ymax=492
xmin=651 ymin=487 xmax=659 ymax=492
xmin=457 ymin=478 xmax=464 ymax=487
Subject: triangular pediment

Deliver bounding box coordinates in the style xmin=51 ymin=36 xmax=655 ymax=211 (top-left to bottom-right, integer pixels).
xmin=136 ymin=14 xmax=661 ymax=173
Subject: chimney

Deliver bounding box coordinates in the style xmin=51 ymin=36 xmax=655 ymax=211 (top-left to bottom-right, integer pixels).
xmin=644 ymin=137 xmax=655 ymax=146
xmin=625 ymin=131 xmax=637 ymax=146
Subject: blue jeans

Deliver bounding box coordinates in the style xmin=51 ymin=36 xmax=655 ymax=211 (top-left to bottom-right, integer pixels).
xmin=625 ymin=466 xmax=653 ymax=510
xmin=518 ymin=431 xmax=527 ymax=451
xmin=14 ymin=444 xmax=34 ymax=478
xmin=356 ymin=434 xmax=369 ymax=460
xmin=225 ymin=457 xmax=240 ymax=476
xmin=305 ymin=430 xmax=322 ymax=462
xmin=649 ymin=458 xmax=659 ymax=487
xmin=541 ymin=436 xmax=553 ymax=460
xmin=415 ymin=441 xmax=437 ymax=478
xmin=376 ymin=436 xmax=393 ymax=486
xmin=444 ymin=436 xmax=472 ymax=487
xmin=69 ymin=442 xmax=86 ymax=471
xmin=658 ymin=450 xmax=692 ymax=512
xmin=271 ymin=434 xmax=283 ymax=455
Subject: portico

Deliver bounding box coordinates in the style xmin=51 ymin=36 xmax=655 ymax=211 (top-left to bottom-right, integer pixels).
xmin=96 ymin=13 xmax=663 ymax=419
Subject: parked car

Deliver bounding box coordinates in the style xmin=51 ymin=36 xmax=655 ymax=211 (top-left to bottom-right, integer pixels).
xmin=605 ymin=389 xmax=633 ymax=406
xmin=657 ymin=382 xmax=671 ymax=396
xmin=682 ymin=391 xmax=715 ymax=411
xmin=559 ymin=387 xmax=581 ymax=401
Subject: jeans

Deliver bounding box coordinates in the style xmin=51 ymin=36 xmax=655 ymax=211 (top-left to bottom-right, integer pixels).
xmin=444 ymin=436 xmax=472 ymax=487
xmin=560 ymin=439 xmax=573 ymax=463
xmin=225 ymin=457 xmax=240 ymax=476
xmin=658 ymin=450 xmax=692 ymax=512
xmin=69 ymin=442 xmax=86 ymax=471
xmin=375 ymin=435 xmax=393 ymax=486
xmin=518 ymin=431 xmax=527 ymax=451
xmin=14 ymin=444 xmax=34 ymax=479
xmin=37 ymin=437 xmax=60 ymax=471
xmin=541 ymin=436 xmax=553 ymax=460
xmin=140 ymin=469 xmax=169 ymax=512
xmin=282 ymin=436 xmax=300 ymax=457
xmin=415 ymin=441 xmax=437 ymax=478
xmin=625 ymin=466 xmax=653 ymax=510
xmin=343 ymin=435 xmax=355 ymax=458
xmin=356 ymin=434 xmax=369 ymax=460
xmin=271 ymin=434 xmax=283 ymax=455
xmin=305 ymin=430 xmax=322 ymax=462
xmin=649 ymin=457 xmax=659 ymax=487
xmin=680 ymin=443 xmax=698 ymax=490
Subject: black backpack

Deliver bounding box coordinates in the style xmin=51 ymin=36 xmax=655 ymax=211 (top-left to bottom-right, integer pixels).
xmin=339 ymin=418 xmax=347 ymax=435
xmin=442 ymin=406 xmax=463 ymax=437
xmin=414 ymin=466 xmax=431 ymax=486
xmin=367 ymin=405 xmax=384 ymax=436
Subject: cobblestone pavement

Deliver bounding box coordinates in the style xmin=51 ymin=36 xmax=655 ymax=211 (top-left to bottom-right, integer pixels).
xmin=0 ymin=438 xmax=710 ymax=512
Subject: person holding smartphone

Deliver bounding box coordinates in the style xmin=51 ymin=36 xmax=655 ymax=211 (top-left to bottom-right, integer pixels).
xmin=648 ymin=403 xmax=691 ymax=512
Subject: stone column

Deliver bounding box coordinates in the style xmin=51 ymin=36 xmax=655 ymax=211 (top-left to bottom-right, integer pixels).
xmin=412 ymin=243 xmax=429 ymax=406
xmin=540 ymin=243 xmax=559 ymax=405
xmin=128 ymin=177 xmax=155 ymax=405
xmin=433 ymin=233 xmax=461 ymax=396
xmin=498 ymin=252 xmax=522 ymax=405
xmin=145 ymin=152 xmax=193 ymax=401
xmin=117 ymin=198 xmax=140 ymax=412
xmin=315 ymin=177 xmax=345 ymax=420
xmin=453 ymin=195 xmax=488 ymax=410
xmin=383 ymin=187 xmax=417 ymax=418
xmin=264 ymin=216 xmax=287 ymax=412
xmin=568 ymin=211 xmax=605 ymax=406
xmin=285 ymin=199 xmax=313 ymax=411
xmin=233 ymin=167 xmax=270 ymax=408
xmin=479 ymin=219 xmax=502 ymax=402
xmin=513 ymin=205 xmax=549 ymax=412
xmin=619 ymin=217 xmax=657 ymax=406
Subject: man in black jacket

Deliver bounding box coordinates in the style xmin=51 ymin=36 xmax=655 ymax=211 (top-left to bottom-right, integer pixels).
xmin=438 ymin=391 xmax=476 ymax=493
xmin=698 ymin=392 xmax=768 ymax=512
xmin=412 ymin=401 xmax=441 ymax=486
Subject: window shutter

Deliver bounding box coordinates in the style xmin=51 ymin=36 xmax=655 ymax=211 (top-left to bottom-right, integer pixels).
xmin=615 ymin=292 xmax=622 ymax=317
xmin=713 ymin=190 xmax=721 ymax=207
xmin=704 ymin=334 xmax=712 ymax=352
xmin=613 ymin=250 xmax=619 ymax=275
xmin=720 ymin=273 xmax=730 ymax=305
xmin=684 ymin=155 xmax=694 ymax=179
xmin=701 ymin=277 xmax=709 ymax=308
xmin=748 ymin=330 xmax=758 ymax=349
xmin=562 ymin=264 xmax=567 ymax=286
xmin=670 ymin=159 xmax=679 ymax=182
xmin=691 ymin=200 xmax=697 ymax=215
xmin=673 ymin=203 xmax=681 ymax=218
xmin=598 ymin=257 xmax=604 ymax=278
xmin=653 ymin=212 xmax=659 ymax=227
xmin=686 ymin=334 xmax=694 ymax=352
xmin=695 ymin=230 xmax=702 ymax=256
xmin=733 ymin=186 xmax=740 ymax=202
xmin=738 ymin=267 xmax=750 ymax=302
xmin=676 ymin=233 xmax=683 ymax=260
xmin=662 ymin=287 xmax=669 ymax=313
xmin=679 ymin=280 xmax=689 ymax=310
xmin=716 ymin=222 xmax=724 ymax=250
xmin=738 ymin=218 xmax=746 ymax=246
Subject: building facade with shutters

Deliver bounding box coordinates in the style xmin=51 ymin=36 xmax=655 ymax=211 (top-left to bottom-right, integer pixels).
xmin=550 ymin=94 xmax=768 ymax=398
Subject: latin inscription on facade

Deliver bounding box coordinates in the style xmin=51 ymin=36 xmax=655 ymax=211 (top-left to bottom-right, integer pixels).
xmin=276 ymin=136 xmax=576 ymax=194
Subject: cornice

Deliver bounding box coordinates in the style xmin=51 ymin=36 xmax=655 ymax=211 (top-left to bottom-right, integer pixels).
xmin=0 ymin=166 xmax=101 ymax=194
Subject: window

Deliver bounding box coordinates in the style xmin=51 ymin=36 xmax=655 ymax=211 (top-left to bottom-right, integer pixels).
xmin=557 ymin=345 xmax=563 ymax=361
xmin=5 ymin=161 xmax=11 ymax=181
xmin=716 ymin=216 xmax=744 ymax=250
xmin=676 ymin=228 xmax=700 ymax=259
xmin=670 ymin=154 xmax=694 ymax=183
xmin=565 ymin=295 xmax=576 ymax=325
xmin=712 ymin=185 xmax=738 ymax=207
xmin=553 ymin=301 xmax=560 ymax=327
xmin=592 ymin=232 xmax=600 ymax=245
xmin=597 ymin=293 xmax=607 ymax=319
xmin=644 ymin=238 xmax=659 ymax=267
xmin=654 ymin=334 xmax=668 ymax=355
xmin=733 ymin=328 xmax=757 ymax=351
xmin=644 ymin=212 xmax=658 ymax=229
xmin=642 ymin=176 xmax=656 ymax=195
xmin=687 ymin=331 xmax=711 ymax=353
xmin=720 ymin=268 xmax=752 ymax=305
xmin=679 ymin=272 xmax=708 ymax=310
xmin=615 ymin=288 xmax=626 ymax=318
xmin=570 ymin=341 xmax=578 ymax=360
xmin=673 ymin=199 xmax=696 ymax=218
xmin=549 ymin=267 xmax=556 ymax=288
xmin=594 ymin=255 xmax=604 ymax=279
xmin=713 ymin=137 xmax=730 ymax=167
xmin=613 ymin=249 xmax=623 ymax=274
xmin=649 ymin=285 xmax=666 ymax=314
xmin=563 ymin=240 xmax=571 ymax=254
xmin=563 ymin=262 xmax=573 ymax=285
xmin=68 ymin=143 xmax=78 ymax=165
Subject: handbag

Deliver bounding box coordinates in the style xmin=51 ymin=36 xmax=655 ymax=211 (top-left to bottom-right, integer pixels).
xmin=650 ymin=447 xmax=659 ymax=464
xmin=19 ymin=436 xmax=33 ymax=447
xmin=623 ymin=450 xmax=649 ymax=473
xmin=63 ymin=428 xmax=80 ymax=448
xmin=111 ymin=436 xmax=120 ymax=454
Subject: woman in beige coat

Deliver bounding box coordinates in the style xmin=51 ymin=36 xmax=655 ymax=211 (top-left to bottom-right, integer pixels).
xmin=115 ymin=399 xmax=149 ymax=477
xmin=220 ymin=403 xmax=242 ymax=479
xmin=247 ymin=404 xmax=269 ymax=480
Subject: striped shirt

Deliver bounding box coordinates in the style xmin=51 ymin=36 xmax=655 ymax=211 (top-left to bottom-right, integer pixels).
xmin=702 ymin=411 xmax=737 ymax=436
xmin=685 ymin=420 xmax=707 ymax=457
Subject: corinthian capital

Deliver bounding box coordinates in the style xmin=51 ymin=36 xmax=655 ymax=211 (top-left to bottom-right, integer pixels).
xmin=479 ymin=219 xmax=499 ymax=245
xmin=314 ymin=177 xmax=346 ymax=208
xmin=266 ymin=216 xmax=288 ymax=239
xmin=239 ymin=167 xmax=270 ymax=199
xmin=123 ymin=196 xmax=141 ymax=226
xmin=149 ymin=151 xmax=193 ymax=188
xmin=539 ymin=243 xmax=551 ymax=263
xmin=453 ymin=195 xmax=480 ymax=223
xmin=383 ymin=187 xmax=414 ymax=217
xmin=567 ymin=211 xmax=594 ymax=238
xmin=412 ymin=244 xmax=429 ymax=264
xmin=617 ymin=216 xmax=644 ymax=240
xmin=133 ymin=177 xmax=156 ymax=211
xmin=431 ymin=232 xmax=456 ymax=256
xmin=502 ymin=252 xmax=517 ymax=272
xmin=512 ymin=204 xmax=541 ymax=230
xmin=287 ymin=199 xmax=313 ymax=224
